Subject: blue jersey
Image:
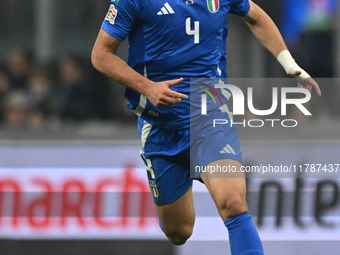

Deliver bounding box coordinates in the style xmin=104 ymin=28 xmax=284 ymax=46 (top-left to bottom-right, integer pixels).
xmin=102 ymin=0 xmax=250 ymax=128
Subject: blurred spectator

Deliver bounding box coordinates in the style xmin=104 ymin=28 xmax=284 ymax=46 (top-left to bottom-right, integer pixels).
xmin=281 ymin=0 xmax=336 ymax=77
xmin=0 ymin=71 xmax=11 ymax=122
xmin=25 ymin=68 xmax=58 ymax=117
xmin=3 ymin=89 xmax=49 ymax=129
xmin=3 ymin=90 xmax=28 ymax=127
xmin=0 ymin=71 xmax=10 ymax=93
xmin=24 ymin=68 xmax=59 ymax=128
xmin=57 ymin=55 xmax=97 ymax=121
xmin=5 ymin=47 xmax=33 ymax=89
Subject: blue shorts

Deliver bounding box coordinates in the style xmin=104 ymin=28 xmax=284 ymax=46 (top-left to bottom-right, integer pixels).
xmin=138 ymin=109 xmax=243 ymax=206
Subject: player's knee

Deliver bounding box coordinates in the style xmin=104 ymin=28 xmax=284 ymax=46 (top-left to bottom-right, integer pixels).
xmin=218 ymin=196 xmax=248 ymax=221
xmin=164 ymin=224 xmax=193 ymax=245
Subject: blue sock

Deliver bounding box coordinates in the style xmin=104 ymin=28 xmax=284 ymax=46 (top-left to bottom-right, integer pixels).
xmin=225 ymin=212 xmax=264 ymax=255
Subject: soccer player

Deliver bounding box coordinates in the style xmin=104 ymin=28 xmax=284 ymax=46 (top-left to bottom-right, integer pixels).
xmin=92 ymin=0 xmax=321 ymax=254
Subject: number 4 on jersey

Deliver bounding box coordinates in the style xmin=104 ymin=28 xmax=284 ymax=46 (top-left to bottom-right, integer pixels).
xmin=186 ymin=18 xmax=200 ymax=44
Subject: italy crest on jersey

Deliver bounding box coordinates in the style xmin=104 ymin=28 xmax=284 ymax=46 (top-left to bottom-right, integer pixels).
xmin=206 ymin=0 xmax=219 ymax=13
xmin=149 ymin=181 xmax=159 ymax=198
xmin=105 ymin=4 xmax=118 ymax=25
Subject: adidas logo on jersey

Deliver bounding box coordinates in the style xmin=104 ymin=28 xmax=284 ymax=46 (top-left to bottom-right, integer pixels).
xmin=157 ymin=2 xmax=175 ymax=15
xmin=220 ymin=144 xmax=236 ymax=155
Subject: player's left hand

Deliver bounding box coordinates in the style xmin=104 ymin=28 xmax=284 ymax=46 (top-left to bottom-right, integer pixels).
xmin=292 ymin=70 xmax=322 ymax=96
xmin=277 ymin=50 xmax=322 ymax=96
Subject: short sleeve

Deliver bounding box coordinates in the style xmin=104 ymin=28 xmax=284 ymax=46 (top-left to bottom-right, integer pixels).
xmin=230 ymin=0 xmax=250 ymax=16
xmin=101 ymin=0 xmax=141 ymax=41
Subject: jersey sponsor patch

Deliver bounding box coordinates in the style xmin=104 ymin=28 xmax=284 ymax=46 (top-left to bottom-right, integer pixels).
xmin=206 ymin=0 xmax=219 ymax=13
xmin=105 ymin=4 xmax=118 ymax=25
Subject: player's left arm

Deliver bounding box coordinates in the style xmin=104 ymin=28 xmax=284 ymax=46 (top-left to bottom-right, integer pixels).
xmin=243 ymin=0 xmax=321 ymax=96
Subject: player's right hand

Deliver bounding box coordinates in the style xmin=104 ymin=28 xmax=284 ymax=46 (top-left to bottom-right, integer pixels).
xmin=145 ymin=78 xmax=188 ymax=107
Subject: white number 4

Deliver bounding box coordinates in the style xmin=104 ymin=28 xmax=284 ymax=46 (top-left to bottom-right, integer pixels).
xmin=186 ymin=17 xmax=199 ymax=44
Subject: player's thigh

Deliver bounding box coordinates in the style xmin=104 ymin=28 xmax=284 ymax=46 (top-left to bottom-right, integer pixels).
xmin=138 ymin=119 xmax=195 ymax=230
xmin=190 ymin=108 xmax=243 ymax=179
xmin=156 ymin=186 xmax=195 ymax=231
xmin=142 ymin=153 xmax=195 ymax=230
xmin=201 ymin=159 xmax=248 ymax=221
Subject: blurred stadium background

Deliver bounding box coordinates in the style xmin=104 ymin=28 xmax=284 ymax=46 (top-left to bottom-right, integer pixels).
xmin=0 ymin=0 xmax=339 ymax=254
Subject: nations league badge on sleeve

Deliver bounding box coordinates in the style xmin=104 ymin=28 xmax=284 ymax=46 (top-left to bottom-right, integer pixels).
xmin=105 ymin=4 xmax=118 ymax=25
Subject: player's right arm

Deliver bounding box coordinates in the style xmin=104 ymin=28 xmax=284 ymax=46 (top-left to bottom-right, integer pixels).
xmin=91 ymin=29 xmax=187 ymax=107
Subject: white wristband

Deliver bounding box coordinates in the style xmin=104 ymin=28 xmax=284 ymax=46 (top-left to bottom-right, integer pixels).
xmin=277 ymin=50 xmax=310 ymax=82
